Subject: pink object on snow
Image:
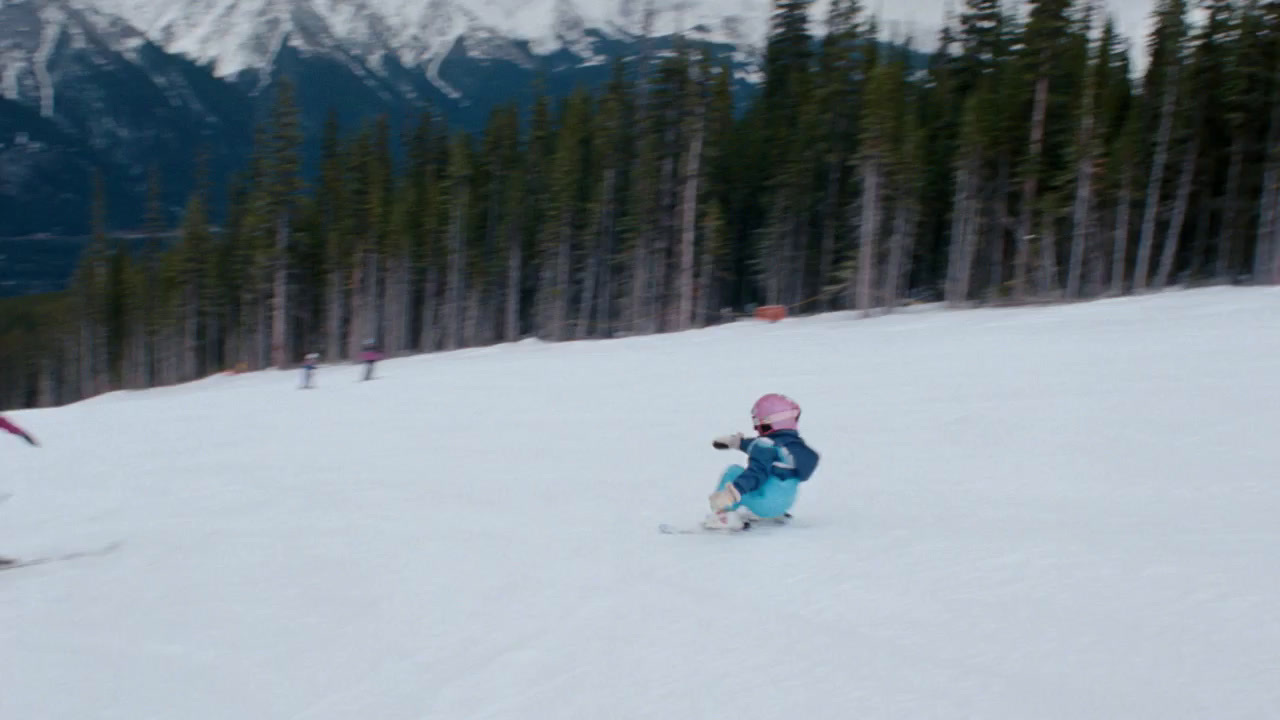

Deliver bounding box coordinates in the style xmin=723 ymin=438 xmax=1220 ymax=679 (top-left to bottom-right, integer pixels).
xmin=0 ymin=415 xmax=34 ymax=444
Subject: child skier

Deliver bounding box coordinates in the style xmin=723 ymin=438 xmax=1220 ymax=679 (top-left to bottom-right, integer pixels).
xmin=705 ymin=393 xmax=818 ymax=530
xmin=360 ymin=339 xmax=382 ymax=381
xmin=301 ymin=352 xmax=320 ymax=389
xmin=0 ymin=415 xmax=38 ymax=446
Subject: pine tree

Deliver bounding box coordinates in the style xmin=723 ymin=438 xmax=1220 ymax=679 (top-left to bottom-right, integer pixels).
xmin=1014 ymin=0 xmax=1076 ymax=300
xmin=857 ymin=61 xmax=898 ymax=312
xmin=444 ymin=133 xmax=472 ymax=349
xmin=1066 ymin=6 xmax=1102 ymax=299
xmin=265 ymin=78 xmax=303 ymax=368
xmin=1133 ymin=0 xmax=1188 ymax=291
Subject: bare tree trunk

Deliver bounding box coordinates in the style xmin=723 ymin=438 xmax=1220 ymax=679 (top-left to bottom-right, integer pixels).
xmin=551 ymin=209 xmax=572 ymax=342
xmin=1135 ymin=65 xmax=1179 ymax=291
xmin=629 ymin=229 xmax=650 ymax=334
xmin=1067 ymin=79 xmax=1097 ymax=299
xmin=1254 ymin=75 xmax=1280 ymax=284
xmin=348 ymin=253 xmax=366 ymax=359
xmin=595 ymin=168 xmax=617 ymax=338
xmin=237 ymin=287 xmax=252 ymax=370
xmin=900 ymin=201 xmax=919 ymax=305
xmin=255 ymin=284 xmax=268 ymax=371
xmin=77 ymin=299 xmax=92 ymax=398
xmin=1039 ymin=212 xmax=1059 ymax=296
xmin=1271 ymin=206 xmax=1280 ymax=285
xmin=129 ymin=310 xmax=146 ymax=388
xmin=1258 ymin=165 xmax=1279 ymax=284
xmin=765 ymin=206 xmax=786 ymax=305
xmin=677 ymin=121 xmax=704 ymax=330
xmin=505 ymin=229 xmax=522 ymax=342
xmin=696 ymin=229 xmax=715 ymax=328
xmin=856 ymin=155 xmax=882 ymax=312
xmin=445 ymin=189 xmax=467 ymax=350
xmin=946 ymin=165 xmax=970 ymax=305
xmin=1155 ymin=134 xmax=1199 ymax=289
xmin=1217 ymin=136 xmax=1244 ymax=282
xmin=819 ymin=153 xmax=842 ymax=310
xmin=988 ymin=153 xmax=1010 ymax=300
xmin=1189 ymin=187 xmax=1211 ymax=280
xmin=959 ymin=168 xmax=981 ymax=304
xmin=382 ymin=258 xmax=397 ymax=354
xmin=394 ymin=261 xmax=412 ymax=354
xmin=184 ymin=286 xmax=198 ymax=381
xmin=1015 ymin=73 xmax=1051 ymax=300
xmin=654 ymin=150 xmax=676 ymax=332
xmin=420 ymin=266 xmax=440 ymax=351
xmin=883 ymin=188 xmax=912 ymax=311
xmin=1086 ymin=208 xmax=1107 ymax=297
xmin=1111 ymin=167 xmax=1133 ymax=295
xmin=463 ymin=286 xmax=480 ymax=347
xmin=37 ymin=355 xmax=55 ymax=407
xmin=576 ymin=238 xmax=599 ymax=340
xmin=1067 ymin=169 xmax=1093 ymax=299
xmin=947 ymin=152 xmax=980 ymax=306
xmin=788 ymin=209 xmax=805 ymax=309
xmin=326 ymin=270 xmax=343 ymax=360
xmin=271 ymin=212 xmax=289 ymax=367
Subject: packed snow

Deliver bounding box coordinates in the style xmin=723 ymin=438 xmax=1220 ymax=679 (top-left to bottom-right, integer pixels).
xmin=2 ymin=287 xmax=1278 ymax=719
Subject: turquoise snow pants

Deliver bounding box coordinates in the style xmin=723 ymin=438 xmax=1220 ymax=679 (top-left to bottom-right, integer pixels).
xmin=717 ymin=465 xmax=797 ymax=519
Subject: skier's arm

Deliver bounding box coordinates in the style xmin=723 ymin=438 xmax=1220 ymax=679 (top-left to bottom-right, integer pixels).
xmin=712 ymin=433 xmax=752 ymax=451
xmin=730 ymin=439 xmax=776 ymax=495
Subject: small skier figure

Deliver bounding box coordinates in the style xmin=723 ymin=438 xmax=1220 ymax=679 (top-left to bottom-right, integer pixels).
xmin=300 ymin=352 xmax=320 ymax=389
xmin=0 ymin=415 xmax=38 ymax=447
xmin=360 ymin=339 xmax=382 ymax=381
xmin=705 ymin=393 xmax=818 ymax=530
xmin=1 ymin=414 xmax=37 ymax=566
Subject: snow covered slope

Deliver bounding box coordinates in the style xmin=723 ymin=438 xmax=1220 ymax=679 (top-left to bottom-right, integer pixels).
xmin=3 ymin=287 xmax=1278 ymax=719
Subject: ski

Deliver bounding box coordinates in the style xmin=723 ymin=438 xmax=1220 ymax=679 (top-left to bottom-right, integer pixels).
xmin=658 ymin=514 xmax=791 ymax=535
xmin=0 ymin=541 xmax=123 ymax=572
xmin=658 ymin=523 xmax=747 ymax=534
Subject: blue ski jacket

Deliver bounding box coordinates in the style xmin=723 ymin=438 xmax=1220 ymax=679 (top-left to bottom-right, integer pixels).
xmin=729 ymin=430 xmax=819 ymax=495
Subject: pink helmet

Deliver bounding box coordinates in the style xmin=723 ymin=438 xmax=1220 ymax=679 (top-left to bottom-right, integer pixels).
xmin=751 ymin=393 xmax=801 ymax=433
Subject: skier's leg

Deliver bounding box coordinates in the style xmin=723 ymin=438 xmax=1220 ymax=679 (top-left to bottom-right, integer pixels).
xmin=738 ymin=476 xmax=797 ymax=519
xmin=714 ymin=466 xmax=746 ymax=509
xmin=703 ymin=466 xmax=748 ymax=529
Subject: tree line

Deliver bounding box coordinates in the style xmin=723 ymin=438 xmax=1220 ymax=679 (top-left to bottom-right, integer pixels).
xmin=2 ymin=0 xmax=1279 ymax=410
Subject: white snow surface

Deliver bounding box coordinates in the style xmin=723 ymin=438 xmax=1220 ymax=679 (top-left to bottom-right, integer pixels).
xmin=3 ymin=287 xmax=1279 ymax=719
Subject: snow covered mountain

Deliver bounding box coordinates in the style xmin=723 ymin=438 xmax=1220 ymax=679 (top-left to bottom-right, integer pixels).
xmin=3 ymin=0 xmax=773 ymax=114
xmin=0 ymin=0 xmax=1154 ymax=237
xmin=83 ymin=0 xmax=771 ymax=82
xmin=0 ymin=0 xmax=775 ymax=236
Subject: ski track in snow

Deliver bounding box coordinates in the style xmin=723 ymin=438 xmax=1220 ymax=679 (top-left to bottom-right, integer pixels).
xmin=2 ymin=287 xmax=1278 ymax=719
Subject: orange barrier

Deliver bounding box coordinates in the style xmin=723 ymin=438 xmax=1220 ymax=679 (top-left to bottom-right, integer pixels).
xmin=754 ymin=305 xmax=787 ymax=323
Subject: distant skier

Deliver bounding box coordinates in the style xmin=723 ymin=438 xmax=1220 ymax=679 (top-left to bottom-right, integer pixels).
xmin=0 ymin=415 xmax=38 ymax=447
xmin=704 ymin=393 xmax=818 ymax=530
xmin=360 ymin=339 xmax=382 ymax=381
xmin=301 ymin=352 xmax=320 ymax=389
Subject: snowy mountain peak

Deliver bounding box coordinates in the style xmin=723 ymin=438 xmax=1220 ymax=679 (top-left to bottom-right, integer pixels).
xmin=70 ymin=0 xmax=786 ymax=78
